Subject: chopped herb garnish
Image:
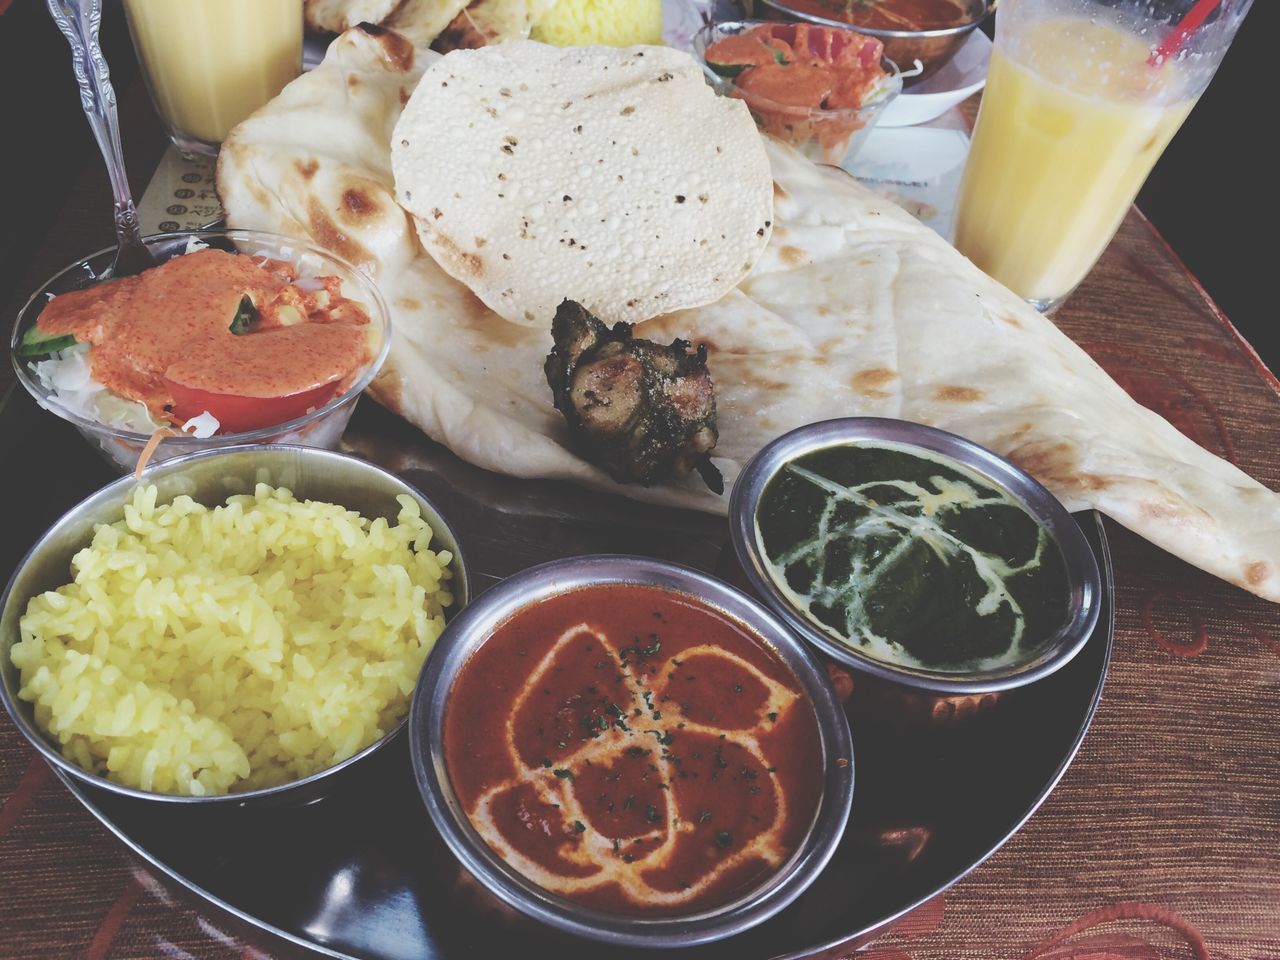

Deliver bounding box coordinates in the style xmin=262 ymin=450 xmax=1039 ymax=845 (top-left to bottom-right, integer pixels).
xmin=767 ymin=711 xmax=778 ymax=722
xmin=645 ymin=804 xmax=661 ymax=823
xmin=733 ymin=683 xmax=743 ymax=693
xmin=715 ymin=831 xmax=732 ymax=850
xmin=542 ymin=758 xmax=552 ymax=768
xmin=699 ymin=810 xmax=712 ymax=823
xmin=553 ymin=768 xmax=575 ymax=781
xmin=624 ymin=794 xmax=635 ymax=809
xmin=574 ymin=820 xmax=586 ymax=833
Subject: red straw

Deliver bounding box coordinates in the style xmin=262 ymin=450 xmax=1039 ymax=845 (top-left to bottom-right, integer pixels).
xmin=1148 ymin=0 xmax=1225 ymax=66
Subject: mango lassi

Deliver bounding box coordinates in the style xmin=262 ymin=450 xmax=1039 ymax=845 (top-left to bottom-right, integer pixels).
xmin=953 ymin=17 xmax=1195 ymax=307
xmin=124 ymin=0 xmax=302 ymax=153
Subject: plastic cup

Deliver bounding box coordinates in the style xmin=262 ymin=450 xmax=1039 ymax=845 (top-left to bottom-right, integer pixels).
xmin=123 ymin=0 xmax=303 ymax=157
xmin=951 ymin=0 xmax=1252 ymax=311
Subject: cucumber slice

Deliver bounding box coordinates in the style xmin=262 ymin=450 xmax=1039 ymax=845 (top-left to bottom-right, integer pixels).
xmin=17 ymin=327 xmax=78 ymax=358
xmin=229 ymin=295 xmax=258 ymax=335
xmin=705 ymin=61 xmax=747 ymax=79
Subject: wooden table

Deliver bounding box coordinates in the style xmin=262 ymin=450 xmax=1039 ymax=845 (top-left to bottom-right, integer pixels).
xmin=2 ymin=62 xmax=1278 ymax=960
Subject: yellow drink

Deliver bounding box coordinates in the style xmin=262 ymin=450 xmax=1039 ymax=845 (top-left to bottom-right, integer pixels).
xmin=124 ymin=0 xmax=302 ymax=152
xmin=953 ymin=18 xmax=1195 ymax=306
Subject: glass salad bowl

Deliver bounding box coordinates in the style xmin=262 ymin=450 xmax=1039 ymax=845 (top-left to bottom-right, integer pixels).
xmin=10 ymin=228 xmax=391 ymax=472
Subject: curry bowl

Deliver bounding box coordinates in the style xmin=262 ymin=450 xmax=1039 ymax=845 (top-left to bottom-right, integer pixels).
xmin=409 ymin=555 xmax=854 ymax=947
xmin=693 ymin=19 xmax=902 ymax=167
xmin=10 ymin=228 xmax=391 ymax=473
xmin=0 ymin=445 xmax=468 ymax=807
xmin=729 ymin=418 xmax=1102 ymax=696
xmin=755 ymin=0 xmax=995 ymax=86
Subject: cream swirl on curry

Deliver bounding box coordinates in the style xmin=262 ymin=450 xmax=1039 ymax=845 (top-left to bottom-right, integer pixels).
xmin=442 ymin=585 xmax=823 ymax=916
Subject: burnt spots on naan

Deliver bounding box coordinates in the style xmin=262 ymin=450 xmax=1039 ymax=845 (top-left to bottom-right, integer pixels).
xmin=340 ymin=186 xmax=381 ymax=224
xmin=357 ymin=22 xmax=415 ymax=72
xmin=294 ymin=158 xmax=319 ymax=181
xmin=933 ymin=385 xmax=985 ymax=403
xmin=306 ymin=197 xmax=375 ymax=268
xmin=851 ymin=367 xmax=898 ymax=398
xmin=779 ymin=245 xmax=809 ymax=267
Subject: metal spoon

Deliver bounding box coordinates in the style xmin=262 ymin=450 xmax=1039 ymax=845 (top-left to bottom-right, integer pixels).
xmin=46 ymin=0 xmax=158 ymax=278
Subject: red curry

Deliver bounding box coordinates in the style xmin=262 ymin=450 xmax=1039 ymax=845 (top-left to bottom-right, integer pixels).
xmin=782 ymin=0 xmax=975 ymax=32
xmin=34 ymin=248 xmax=372 ymax=434
xmin=443 ymin=585 xmax=823 ymax=916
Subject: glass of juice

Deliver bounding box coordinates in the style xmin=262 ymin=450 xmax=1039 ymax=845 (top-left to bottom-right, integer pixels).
xmin=951 ymin=0 xmax=1252 ymax=311
xmin=123 ymin=0 xmax=303 ymax=158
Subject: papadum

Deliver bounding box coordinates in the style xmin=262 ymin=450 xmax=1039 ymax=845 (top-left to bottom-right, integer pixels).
xmin=390 ymin=41 xmax=774 ymax=326
xmin=217 ymin=25 xmax=1280 ymax=603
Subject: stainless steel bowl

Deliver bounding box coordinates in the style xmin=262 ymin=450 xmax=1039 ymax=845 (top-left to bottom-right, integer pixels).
xmin=409 ymin=555 xmax=854 ymax=947
xmin=757 ymin=0 xmax=995 ymax=86
xmin=729 ymin=418 xmax=1101 ymax=695
xmin=0 ymin=444 xmax=469 ymax=806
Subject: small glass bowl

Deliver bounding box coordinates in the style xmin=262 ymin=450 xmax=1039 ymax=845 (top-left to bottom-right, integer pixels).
xmin=693 ymin=19 xmax=902 ymax=167
xmin=0 ymin=444 xmax=469 ymax=807
xmin=10 ymin=229 xmax=391 ymax=473
xmin=758 ymin=0 xmax=995 ymax=87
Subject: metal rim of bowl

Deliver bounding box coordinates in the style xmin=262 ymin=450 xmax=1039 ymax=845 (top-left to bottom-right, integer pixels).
xmin=692 ymin=20 xmax=903 ymax=116
xmin=758 ymin=0 xmax=994 ymax=40
xmin=0 ymin=443 xmax=469 ymax=805
xmin=408 ymin=554 xmax=855 ymax=948
xmin=728 ymin=418 xmax=1102 ymax=695
xmin=9 ymin=228 xmax=392 ymax=448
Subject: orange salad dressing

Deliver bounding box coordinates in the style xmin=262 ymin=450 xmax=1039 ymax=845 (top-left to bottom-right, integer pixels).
xmin=35 ymin=249 xmax=371 ymax=426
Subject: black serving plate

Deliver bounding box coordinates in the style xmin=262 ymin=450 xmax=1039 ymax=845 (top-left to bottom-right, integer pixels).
xmin=3 ymin=392 xmax=1114 ymax=960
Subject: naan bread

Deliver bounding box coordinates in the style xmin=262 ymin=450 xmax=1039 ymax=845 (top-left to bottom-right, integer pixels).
xmin=304 ymin=0 xmax=470 ymax=45
xmin=217 ymin=25 xmax=1280 ymax=602
xmin=303 ymin=0 xmax=551 ymax=46
xmin=390 ymin=42 xmax=774 ymax=326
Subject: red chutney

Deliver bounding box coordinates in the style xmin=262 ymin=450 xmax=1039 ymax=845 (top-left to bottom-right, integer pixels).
xmin=706 ymin=23 xmax=886 ymax=111
xmin=34 ymin=248 xmax=371 ymax=430
xmin=443 ymin=585 xmax=824 ymax=917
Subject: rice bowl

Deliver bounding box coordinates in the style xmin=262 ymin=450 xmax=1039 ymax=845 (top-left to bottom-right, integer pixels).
xmin=0 ymin=445 xmax=469 ymax=804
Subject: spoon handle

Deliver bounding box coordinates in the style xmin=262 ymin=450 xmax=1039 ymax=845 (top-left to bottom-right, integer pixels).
xmin=46 ymin=0 xmax=146 ymax=258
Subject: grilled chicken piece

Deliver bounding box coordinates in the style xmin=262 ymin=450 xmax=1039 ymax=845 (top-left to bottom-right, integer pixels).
xmin=545 ymin=300 xmax=723 ymax=493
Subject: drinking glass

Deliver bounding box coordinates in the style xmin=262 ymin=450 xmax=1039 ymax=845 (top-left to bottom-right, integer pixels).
xmin=951 ymin=0 xmax=1253 ymax=311
xmin=123 ymin=0 xmax=303 ymax=157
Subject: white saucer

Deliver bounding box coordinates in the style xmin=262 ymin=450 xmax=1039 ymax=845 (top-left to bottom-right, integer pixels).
xmin=880 ymin=29 xmax=991 ymax=128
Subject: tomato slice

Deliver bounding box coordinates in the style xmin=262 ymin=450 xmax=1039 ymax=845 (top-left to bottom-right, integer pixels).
xmin=164 ymin=378 xmax=342 ymax=435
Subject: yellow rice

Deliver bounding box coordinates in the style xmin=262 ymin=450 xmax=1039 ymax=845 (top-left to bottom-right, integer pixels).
xmin=530 ymin=0 xmax=663 ymax=46
xmin=11 ymin=483 xmax=453 ymax=797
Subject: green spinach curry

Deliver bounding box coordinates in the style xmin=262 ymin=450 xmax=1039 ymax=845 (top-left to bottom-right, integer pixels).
xmin=755 ymin=442 xmax=1068 ymax=672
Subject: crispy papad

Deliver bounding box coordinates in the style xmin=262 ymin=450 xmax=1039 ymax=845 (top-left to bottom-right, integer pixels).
xmin=217 ymin=25 xmax=1280 ymax=602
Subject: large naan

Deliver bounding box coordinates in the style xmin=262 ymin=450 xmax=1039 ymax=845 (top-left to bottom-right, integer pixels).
xmin=217 ymin=25 xmax=1280 ymax=603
